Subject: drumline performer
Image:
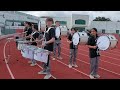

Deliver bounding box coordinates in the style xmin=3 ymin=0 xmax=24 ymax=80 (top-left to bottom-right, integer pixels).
xmin=87 ymin=28 xmax=100 ymax=79
xmin=36 ymin=18 xmax=55 ymax=79
xmin=67 ymin=28 xmax=79 ymax=68
xmin=28 ymin=24 xmax=39 ymax=66
xmin=24 ymin=22 xmax=33 ymax=41
xmin=52 ymin=21 xmax=62 ymax=60
xmin=15 ymin=22 xmax=32 ymax=48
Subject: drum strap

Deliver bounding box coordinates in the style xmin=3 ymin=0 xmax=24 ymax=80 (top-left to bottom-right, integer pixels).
xmin=42 ymin=27 xmax=54 ymax=49
xmin=30 ymin=31 xmax=38 ymax=41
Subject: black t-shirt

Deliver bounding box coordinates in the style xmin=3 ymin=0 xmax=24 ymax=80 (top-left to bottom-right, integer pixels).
xmin=31 ymin=32 xmax=39 ymax=46
xmin=68 ymin=34 xmax=75 ymax=49
xmin=87 ymin=35 xmax=100 ymax=58
xmin=44 ymin=27 xmax=55 ymax=51
xmin=26 ymin=27 xmax=33 ymax=41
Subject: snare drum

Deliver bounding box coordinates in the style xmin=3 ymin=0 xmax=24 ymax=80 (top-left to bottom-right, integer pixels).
xmin=17 ymin=41 xmax=29 ymax=50
xmin=34 ymin=48 xmax=49 ymax=63
xmin=78 ymin=32 xmax=89 ymax=45
xmin=21 ymin=45 xmax=37 ymax=59
xmin=96 ymin=35 xmax=118 ymax=50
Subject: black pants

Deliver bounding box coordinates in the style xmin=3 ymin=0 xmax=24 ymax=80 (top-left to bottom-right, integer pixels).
xmin=15 ymin=36 xmax=19 ymax=47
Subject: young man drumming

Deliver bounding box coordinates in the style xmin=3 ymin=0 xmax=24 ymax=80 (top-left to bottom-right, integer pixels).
xmin=37 ymin=18 xmax=55 ymax=79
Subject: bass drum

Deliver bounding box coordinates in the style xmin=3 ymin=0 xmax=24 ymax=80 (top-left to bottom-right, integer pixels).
xmin=78 ymin=32 xmax=89 ymax=45
xmin=96 ymin=34 xmax=118 ymax=50
xmin=108 ymin=34 xmax=118 ymax=48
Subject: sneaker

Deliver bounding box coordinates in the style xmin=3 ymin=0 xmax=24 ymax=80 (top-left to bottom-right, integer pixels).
xmin=68 ymin=64 xmax=72 ymax=68
xmin=52 ymin=57 xmax=56 ymax=60
xmin=30 ymin=63 xmax=36 ymax=66
xmin=89 ymin=75 xmax=96 ymax=79
xmin=28 ymin=61 xmax=32 ymax=64
xmin=94 ymin=74 xmax=100 ymax=78
xmin=73 ymin=64 xmax=78 ymax=67
xmin=44 ymin=74 xmax=52 ymax=79
xmin=38 ymin=70 xmax=47 ymax=75
xmin=57 ymin=56 xmax=63 ymax=60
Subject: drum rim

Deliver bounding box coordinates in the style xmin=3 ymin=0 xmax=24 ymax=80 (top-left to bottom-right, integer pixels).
xmin=97 ymin=35 xmax=110 ymax=51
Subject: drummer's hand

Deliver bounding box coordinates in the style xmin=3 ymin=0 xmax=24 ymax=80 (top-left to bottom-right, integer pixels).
xmin=67 ymin=40 xmax=72 ymax=44
xmin=35 ymin=40 xmax=39 ymax=42
xmin=93 ymin=46 xmax=97 ymax=49
xmin=41 ymin=44 xmax=46 ymax=48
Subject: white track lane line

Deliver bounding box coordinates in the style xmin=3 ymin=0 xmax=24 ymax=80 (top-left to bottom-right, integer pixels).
xmin=61 ymin=51 xmax=120 ymax=77
xmin=62 ymin=40 xmax=120 ymax=58
xmin=3 ymin=40 xmax=15 ymax=79
xmin=53 ymin=57 xmax=89 ymax=77
xmin=36 ymin=63 xmax=56 ymax=79
xmin=62 ymin=43 xmax=120 ymax=64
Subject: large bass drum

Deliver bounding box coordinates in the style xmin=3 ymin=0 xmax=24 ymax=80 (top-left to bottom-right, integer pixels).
xmin=96 ymin=34 xmax=118 ymax=50
xmin=78 ymin=32 xmax=89 ymax=45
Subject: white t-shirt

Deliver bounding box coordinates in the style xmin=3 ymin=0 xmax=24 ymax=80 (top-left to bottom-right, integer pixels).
xmin=55 ymin=27 xmax=61 ymax=38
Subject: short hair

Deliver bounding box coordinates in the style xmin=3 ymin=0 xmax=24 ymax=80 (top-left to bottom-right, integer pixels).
xmin=55 ymin=21 xmax=60 ymax=23
xmin=25 ymin=22 xmax=32 ymax=26
xmin=32 ymin=24 xmax=38 ymax=31
xmin=71 ymin=27 xmax=77 ymax=32
xmin=46 ymin=18 xmax=54 ymax=24
xmin=92 ymin=28 xmax=97 ymax=32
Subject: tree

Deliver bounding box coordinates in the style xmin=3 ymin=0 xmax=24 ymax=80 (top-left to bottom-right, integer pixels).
xmin=117 ymin=20 xmax=120 ymax=22
xmin=93 ymin=17 xmax=111 ymax=21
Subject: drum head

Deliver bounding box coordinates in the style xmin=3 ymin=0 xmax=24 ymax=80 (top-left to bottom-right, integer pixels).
xmin=97 ymin=36 xmax=110 ymax=50
xmin=78 ymin=32 xmax=88 ymax=37
xmin=55 ymin=27 xmax=60 ymax=38
xmin=73 ymin=32 xmax=80 ymax=45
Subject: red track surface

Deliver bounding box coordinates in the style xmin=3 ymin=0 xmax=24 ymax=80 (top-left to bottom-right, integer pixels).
xmin=0 ymin=35 xmax=120 ymax=79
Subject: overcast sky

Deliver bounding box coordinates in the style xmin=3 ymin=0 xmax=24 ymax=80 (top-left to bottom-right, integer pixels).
xmin=20 ymin=11 xmax=120 ymax=21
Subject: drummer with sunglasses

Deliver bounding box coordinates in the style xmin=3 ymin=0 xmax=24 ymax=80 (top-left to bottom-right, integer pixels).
xmin=87 ymin=28 xmax=100 ymax=79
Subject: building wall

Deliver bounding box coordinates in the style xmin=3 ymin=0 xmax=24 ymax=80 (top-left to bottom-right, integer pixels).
xmin=88 ymin=21 xmax=120 ymax=34
xmin=0 ymin=11 xmax=39 ymax=35
xmin=72 ymin=14 xmax=89 ymax=27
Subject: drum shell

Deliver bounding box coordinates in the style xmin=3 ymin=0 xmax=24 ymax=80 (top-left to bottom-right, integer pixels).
xmin=79 ymin=32 xmax=89 ymax=45
xmin=21 ymin=45 xmax=37 ymax=59
xmin=34 ymin=48 xmax=49 ymax=63
xmin=108 ymin=35 xmax=118 ymax=49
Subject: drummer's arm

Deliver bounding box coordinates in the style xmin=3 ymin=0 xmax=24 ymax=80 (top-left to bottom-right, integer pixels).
xmin=25 ymin=35 xmax=31 ymax=39
xmin=87 ymin=45 xmax=97 ymax=49
xmin=46 ymin=38 xmax=55 ymax=44
xmin=36 ymin=38 xmax=44 ymax=42
xmin=67 ymin=40 xmax=72 ymax=43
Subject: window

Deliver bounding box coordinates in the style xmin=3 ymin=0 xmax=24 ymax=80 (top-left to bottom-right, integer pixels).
xmin=75 ymin=19 xmax=86 ymax=25
xmin=74 ymin=27 xmax=85 ymax=32
xmin=116 ymin=30 xmax=119 ymax=34
xmin=57 ymin=21 xmax=67 ymax=25
xmin=14 ymin=22 xmax=21 ymax=26
xmin=6 ymin=21 xmax=13 ymax=26
xmin=102 ymin=29 xmax=105 ymax=34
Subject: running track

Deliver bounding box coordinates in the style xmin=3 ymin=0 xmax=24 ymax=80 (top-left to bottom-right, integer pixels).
xmin=0 ymin=34 xmax=120 ymax=79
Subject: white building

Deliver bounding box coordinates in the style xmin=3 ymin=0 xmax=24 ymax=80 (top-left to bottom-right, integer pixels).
xmin=0 ymin=11 xmax=39 ymax=35
xmin=40 ymin=14 xmax=89 ymax=35
xmin=88 ymin=21 xmax=120 ymax=34
xmin=0 ymin=12 xmax=90 ymax=35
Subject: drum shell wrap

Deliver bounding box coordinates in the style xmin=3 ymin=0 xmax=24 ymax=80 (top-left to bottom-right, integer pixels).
xmin=34 ymin=48 xmax=49 ymax=63
xmin=78 ymin=32 xmax=89 ymax=45
xmin=108 ymin=35 xmax=118 ymax=48
xmin=21 ymin=45 xmax=37 ymax=59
